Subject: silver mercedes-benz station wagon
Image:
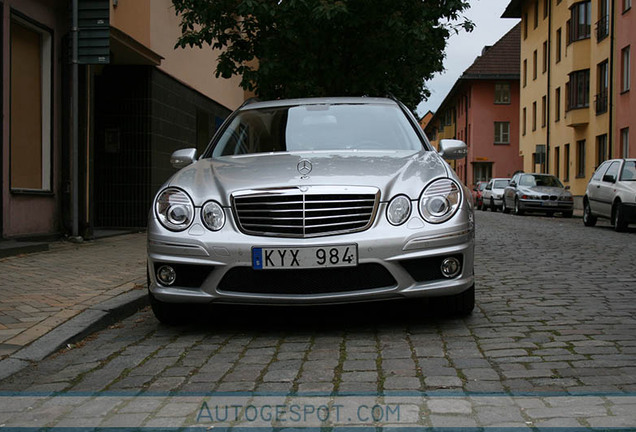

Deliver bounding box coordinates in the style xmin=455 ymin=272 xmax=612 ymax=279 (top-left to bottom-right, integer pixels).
xmin=147 ymin=97 xmax=475 ymax=324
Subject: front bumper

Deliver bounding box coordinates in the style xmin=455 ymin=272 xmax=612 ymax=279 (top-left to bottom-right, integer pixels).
xmin=148 ymin=203 xmax=475 ymax=305
xmin=518 ymin=199 xmax=573 ymax=213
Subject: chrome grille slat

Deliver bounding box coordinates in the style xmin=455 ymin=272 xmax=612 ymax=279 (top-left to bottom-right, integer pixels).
xmin=232 ymin=187 xmax=379 ymax=238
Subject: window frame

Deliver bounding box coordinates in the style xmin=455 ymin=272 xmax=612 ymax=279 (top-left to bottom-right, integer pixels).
xmin=576 ymin=139 xmax=586 ymax=178
xmin=621 ymin=46 xmax=631 ymax=93
xmin=494 ymin=82 xmax=511 ymax=105
xmin=494 ymin=121 xmax=511 ymax=145
xmin=9 ymin=12 xmax=54 ymax=194
xmin=567 ymin=69 xmax=590 ymax=110
xmin=569 ymin=1 xmax=591 ymax=43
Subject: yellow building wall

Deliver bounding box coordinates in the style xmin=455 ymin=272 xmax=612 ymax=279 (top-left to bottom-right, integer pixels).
xmin=110 ymin=0 xmax=151 ymax=48
xmin=518 ymin=0 xmax=612 ymax=198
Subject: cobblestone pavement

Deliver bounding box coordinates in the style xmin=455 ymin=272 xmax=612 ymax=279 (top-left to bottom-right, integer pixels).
xmin=0 ymin=233 xmax=146 ymax=359
xmin=1 ymin=212 xmax=635 ymax=429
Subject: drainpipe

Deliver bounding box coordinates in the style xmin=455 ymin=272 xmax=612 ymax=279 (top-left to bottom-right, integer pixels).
xmin=546 ymin=0 xmax=552 ymax=174
xmin=71 ymin=0 xmax=82 ymax=242
xmin=609 ymin=0 xmax=615 ymax=158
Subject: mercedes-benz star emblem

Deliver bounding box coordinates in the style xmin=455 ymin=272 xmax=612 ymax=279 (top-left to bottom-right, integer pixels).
xmin=297 ymin=159 xmax=312 ymax=176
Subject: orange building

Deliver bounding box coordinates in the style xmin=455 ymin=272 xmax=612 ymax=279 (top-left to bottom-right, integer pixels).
xmin=426 ymin=25 xmax=523 ymax=187
xmin=2 ymin=0 xmax=246 ymax=240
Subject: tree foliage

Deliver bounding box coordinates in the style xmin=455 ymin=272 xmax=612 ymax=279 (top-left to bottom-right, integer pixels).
xmin=173 ymin=0 xmax=473 ymax=110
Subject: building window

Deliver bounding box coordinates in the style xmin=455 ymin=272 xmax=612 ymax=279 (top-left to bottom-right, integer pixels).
xmin=564 ymin=144 xmax=571 ymax=181
xmin=555 ymin=87 xmax=561 ymax=121
xmin=596 ymin=60 xmax=609 ymax=114
xmin=542 ymin=41 xmax=548 ymax=73
xmin=597 ymin=0 xmax=610 ymax=41
xmin=544 ymin=0 xmax=549 ymax=18
xmin=524 ymin=13 xmax=528 ymax=39
xmin=596 ymin=134 xmax=608 ymax=166
xmin=624 ymin=0 xmax=632 ymax=12
xmin=541 ymin=96 xmax=547 ymax=127
xmin=555 ymin=146 xmax=561 ymax=178
xmin=10 ymin=15 xmax=52 ymax=192
xmin=621 ymin=128 xmax=630 ymax=157
xmin=494 ymin=122 xmax=511 ymax=144
xmin=569 ymin=1 xmax=591 ymax=42
xmin=568 ymin=69 xmax=590 ymax=110
xmin=522 ymin=107 xmax=527 ymax=136
xmin=556 ymin=28 xmax=562 ymax=62
xmin=532 ymin=102 xmax=537 ymax=131
xmin=534 ymin=0 xmax=540 ymax=28
xmin=622 ymin=46 xmax=631 ymax=93
xmin=576 ymin=140 xmax=586 ymax=178
xmin=523 ymin=59 xmax=528 ymax=87
xmin=495 ymin=82 xmax=511 ymax=104
xmin=533 ymin=50 xmax=538 ymax=80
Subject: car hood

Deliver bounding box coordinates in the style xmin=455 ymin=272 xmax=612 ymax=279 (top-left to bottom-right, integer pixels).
xmin=520 ymin=186 xmax=571 ymax=196
xmin=166 ymin=150 xmax=451 ymax=205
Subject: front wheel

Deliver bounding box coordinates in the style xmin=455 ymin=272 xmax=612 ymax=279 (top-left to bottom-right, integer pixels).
xmin=514 ymin=197 xmax=525 ymax=216
xmin=432 ymin=285 xmax=475 ymax=316
xmin=613 ymin=203 xmax=628 ymax=232
xmin=583 ymin=199 xmax=597 ymax=226
xmin=502 ymin=198 xmax=511 ymax=214
xmin=490 ymin=199 xmax=497 ymax=212
xmin=149 ymin=292 xmax=189 ymax=325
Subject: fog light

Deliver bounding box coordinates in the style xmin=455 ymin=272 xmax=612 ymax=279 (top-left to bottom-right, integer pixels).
xmin=440 ymin=257 xmax=461 ymax=278
xmin=157 ymin=265 xmax=176 ymax=286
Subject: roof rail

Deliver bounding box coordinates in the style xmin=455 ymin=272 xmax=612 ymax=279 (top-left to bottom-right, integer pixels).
xmin=239 ymin=97 xmax=261 ymax=108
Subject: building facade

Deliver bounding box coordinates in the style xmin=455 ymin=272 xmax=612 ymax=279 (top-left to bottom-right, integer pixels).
xmin=503 ymin=0 xmax=635 ymax=202
xmin=1 ymin=0 xmax=246 ymax=239
xmin=425 ymin=25 xmax=523 ymax=187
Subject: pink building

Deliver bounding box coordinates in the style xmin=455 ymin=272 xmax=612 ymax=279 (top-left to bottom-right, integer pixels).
xmin=426 ymin=25 xmax=523 ymax=187
xmin=615 ymin=0 xmax=635 ymax=158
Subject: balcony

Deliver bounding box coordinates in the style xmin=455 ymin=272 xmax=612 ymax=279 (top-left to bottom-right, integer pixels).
xmin=595 ymin=90 xmax=608 ymax=115
xmin=595 ymin=15 xmax=609 ymax=42
xmin=565 ymin=107 xmax=590 ymax=127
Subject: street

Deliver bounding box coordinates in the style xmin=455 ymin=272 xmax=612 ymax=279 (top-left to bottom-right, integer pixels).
xmin=1 ymin=211 xmax=636 ymax=429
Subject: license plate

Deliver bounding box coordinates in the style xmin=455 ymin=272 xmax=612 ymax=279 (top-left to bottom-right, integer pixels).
xmin=543 ymin=201 xmax=558 ymax=206
xmin=252 ymin=245 xmax=358 ymax=270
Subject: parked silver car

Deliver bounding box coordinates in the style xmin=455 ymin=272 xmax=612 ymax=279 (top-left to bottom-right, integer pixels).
xmin=147 ymin=97 xmax=475 ymax=323
xmin=502 ymin=173 xmax=573 ymax=217
xmin=481 ymin=178 xmax=510 ymax=211
xmin=583 ymin=158 xmax=636 ymax=231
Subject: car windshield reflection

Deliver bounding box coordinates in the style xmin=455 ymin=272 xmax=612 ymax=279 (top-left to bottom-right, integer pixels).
xmin=519 ymin=174 xmax=564 ymax=188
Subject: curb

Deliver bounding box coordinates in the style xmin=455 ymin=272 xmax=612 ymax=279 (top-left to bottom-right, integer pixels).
xmin=0 ymin=288 xmax=149 ymax=382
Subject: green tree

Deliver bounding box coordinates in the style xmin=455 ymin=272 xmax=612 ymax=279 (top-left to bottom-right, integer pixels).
xmin=173 ymin=0 xmax=472 ymax=110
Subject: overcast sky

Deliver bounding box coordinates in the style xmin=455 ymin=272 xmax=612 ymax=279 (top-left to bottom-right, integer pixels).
xmin=416 ymin=0 xmax=520 ymax=117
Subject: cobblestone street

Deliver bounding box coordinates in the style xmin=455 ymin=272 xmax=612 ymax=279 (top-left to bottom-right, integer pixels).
xmin=1 ymin=211 xmax=635 ymax=429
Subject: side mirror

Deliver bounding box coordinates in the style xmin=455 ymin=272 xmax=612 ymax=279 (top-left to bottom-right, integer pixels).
xmin=170 ymin=148 xmax=197 ymax=169
xmin=438 ymin=139 xmax=468 ymax=160
xmin=509 ymin=181 xmax=517 ymax=188
xmin=565 ymin=185 xmax=571 ymax=190
xmin=602 ymin=174 xmax=616 ymax=183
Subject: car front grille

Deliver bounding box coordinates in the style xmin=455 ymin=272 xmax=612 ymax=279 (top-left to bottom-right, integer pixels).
xmin=218 ymin=263 xmax=396 ymax=295
xmin=232 ymin=187 xmax=379 ymax=238
xmin=541 ymin=195 xmax=558 ymax=201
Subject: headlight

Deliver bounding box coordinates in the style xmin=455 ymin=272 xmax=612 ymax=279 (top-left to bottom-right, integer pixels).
xmin=202 ymin=201 xmax=226 ymax=231
xmin=387 ymin=195 xmax=411 ymax=226
xmin=155 ymin=188 xmax=194 ymax=231
xmin=419 ymin=179 xmax=462 ymax=224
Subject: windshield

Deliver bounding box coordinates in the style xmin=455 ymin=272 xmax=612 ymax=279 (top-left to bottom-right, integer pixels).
xmin=519 ymin=174 xmax=564 ymax=188
xmin=493 ymin=180 xmax=509 ymax=189
xmin=210 ymin=103 xmax=424 ymax=157
xmin=621 ymin=161 xmax=636 ymax=181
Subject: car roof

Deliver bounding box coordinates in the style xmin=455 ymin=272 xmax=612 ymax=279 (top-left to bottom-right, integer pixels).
xmin=240 ymin=97 xmax=398 ymax=111
xmin=491 ymin=177 xmax=511 ymax=180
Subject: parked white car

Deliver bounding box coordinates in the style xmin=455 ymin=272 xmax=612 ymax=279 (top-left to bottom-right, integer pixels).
xmin=583 ymin=158 xmax=636 ymax=232
xmin=481 ymin=178 xmax=510 ymax=211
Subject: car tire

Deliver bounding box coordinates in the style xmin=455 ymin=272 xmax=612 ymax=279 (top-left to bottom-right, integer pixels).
xmin=514 ymin=197 xmax=524 ymax=216
xmin=149 ymin=292 xmax=188 ymax=325
xmin=490 ymin=199 xmax=497 ymax=212
xmin=502 ymin=198 xmax=511 ymax=214
xmin=583 ymin=199 xmax=597 ymax=227
xmin=613 ymin=202 xmax=628 ymax=232
xmin=434 ymin=285 xmax=475 ymax=316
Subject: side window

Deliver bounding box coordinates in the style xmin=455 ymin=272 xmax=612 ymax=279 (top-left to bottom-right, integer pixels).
xmin=485 ymin=181 xmax=493 ymax=190
xmin=592 ymin=161 xmax=610 ymax=181
xmin=603 ymin=161 xmax=620 ymax=182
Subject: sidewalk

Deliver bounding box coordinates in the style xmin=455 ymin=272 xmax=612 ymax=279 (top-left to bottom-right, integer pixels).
xmin=0 ymin=233 xmax=148 ymax=380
